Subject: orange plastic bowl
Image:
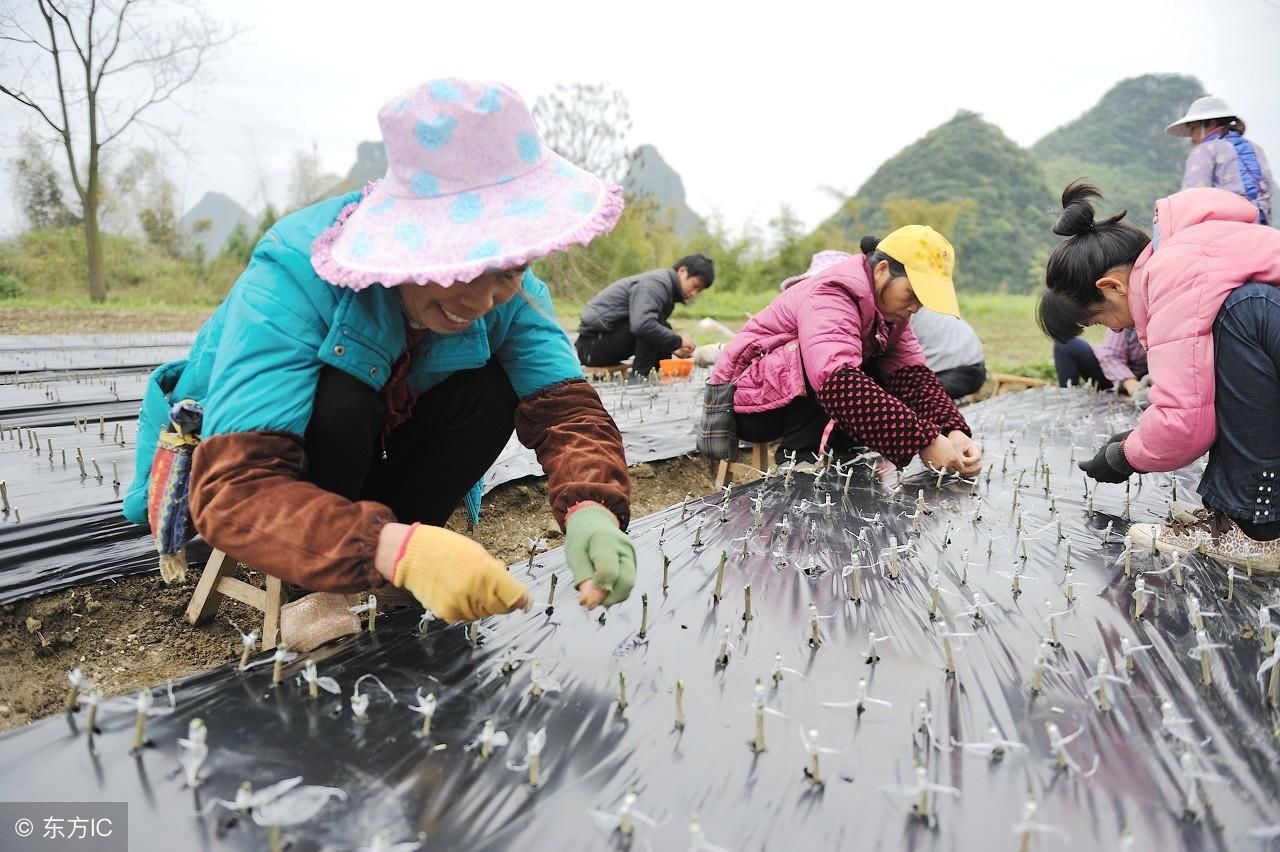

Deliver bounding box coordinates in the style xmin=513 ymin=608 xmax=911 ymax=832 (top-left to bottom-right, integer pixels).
xmin=659 ymin=358 xmax=694 ymax=378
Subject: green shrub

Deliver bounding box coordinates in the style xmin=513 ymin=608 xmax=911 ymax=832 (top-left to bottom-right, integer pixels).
xmin=0 ymin=272 xmax=22 ymax=299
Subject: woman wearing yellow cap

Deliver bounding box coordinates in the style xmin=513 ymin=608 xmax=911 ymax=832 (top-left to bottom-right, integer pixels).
xmin=699 ymin=227 xmax=982 ymax=474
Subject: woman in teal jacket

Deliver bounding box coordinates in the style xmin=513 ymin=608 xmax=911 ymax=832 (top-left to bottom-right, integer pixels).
xmin=125 ymin=79 xmax=637 ymax=646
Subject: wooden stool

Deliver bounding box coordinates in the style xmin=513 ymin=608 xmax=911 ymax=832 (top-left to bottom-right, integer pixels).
xmin=184 ymin=548 xmax=286 ymax=646
xmin=583 ymin=363 xmax=632 ymax=380
xmin=714 ymin=441 xmax=774 ymax=487
xmin=991 ymin=373 xmax=1049 ymax=396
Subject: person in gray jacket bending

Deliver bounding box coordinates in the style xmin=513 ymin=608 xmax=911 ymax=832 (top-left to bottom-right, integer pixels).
xmin=909 ymin=307 xmax=987 ymax=398
xmin=576 ymin=254 xmax=715 ymax=375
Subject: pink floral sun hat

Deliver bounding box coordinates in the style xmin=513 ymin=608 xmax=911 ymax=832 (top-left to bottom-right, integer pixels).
xmin=311 ymin=79 xmax=624 ymax=289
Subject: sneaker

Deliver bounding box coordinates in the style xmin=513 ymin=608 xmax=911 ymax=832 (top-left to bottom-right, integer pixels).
xmin=1129 ymin=514 xmax=1280 ymax=572
xmin=1167 ymin=500 xmax=1210 ymax=525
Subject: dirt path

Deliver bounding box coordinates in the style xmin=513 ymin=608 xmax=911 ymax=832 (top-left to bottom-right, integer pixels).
xmin=0 ymin=306 xmax=211 ymax=335
xmin=0 ymin=455 xmax=712 ymax=733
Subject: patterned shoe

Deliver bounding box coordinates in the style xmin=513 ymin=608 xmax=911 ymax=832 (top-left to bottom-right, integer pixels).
xmin=1167 ymin=500 xmax=1210 ymax=525
xmin=1129 ymin=514 xmax=1280 ymax=572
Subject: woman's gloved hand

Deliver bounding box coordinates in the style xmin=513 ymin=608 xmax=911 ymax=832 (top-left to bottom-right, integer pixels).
xmin=389 ymin=523 xmax=528 ymax=622
xmin=1079 ymin=440 xmax=1135 ymax=484
xmin=564 ymin=502 xmax=636 ymax=608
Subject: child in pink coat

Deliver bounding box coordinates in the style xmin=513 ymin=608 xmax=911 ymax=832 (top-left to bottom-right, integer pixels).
xmin=1038 ymin=180 xmax=1280 ymax=569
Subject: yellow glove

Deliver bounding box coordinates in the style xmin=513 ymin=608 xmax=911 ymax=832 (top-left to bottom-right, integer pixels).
xmin=391 ymin=523 xmax=528 ymax=622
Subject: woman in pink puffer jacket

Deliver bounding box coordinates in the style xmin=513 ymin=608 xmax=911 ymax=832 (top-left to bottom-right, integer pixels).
xmin=705 ymin=227 xmax=982 ymax=475
xmin=1038 ymin=180 xmax=1280 ymax=569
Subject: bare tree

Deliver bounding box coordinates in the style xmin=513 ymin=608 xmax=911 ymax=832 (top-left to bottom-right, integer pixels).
xmin=287 ymin=142 xmax=340 ymax=211
xmin=532 ymin=82 xmax=634 ymax=182
xmin=0 ymin=1 xmax=236 ymax=302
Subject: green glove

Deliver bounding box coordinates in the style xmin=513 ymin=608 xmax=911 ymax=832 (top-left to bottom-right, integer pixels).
xmin=564 ymin=502 xmax=636 ymax=607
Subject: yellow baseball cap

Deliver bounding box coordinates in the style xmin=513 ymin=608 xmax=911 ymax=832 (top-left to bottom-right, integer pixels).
xmin=875 ymin=225 xmax=960 ymax=317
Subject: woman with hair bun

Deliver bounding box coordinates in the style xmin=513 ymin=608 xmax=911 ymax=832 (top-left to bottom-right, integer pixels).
xmin=699 ymin=227 xmax=982 ymax=476
xmin=1038 ymin=179 xmax=1280 ymax=569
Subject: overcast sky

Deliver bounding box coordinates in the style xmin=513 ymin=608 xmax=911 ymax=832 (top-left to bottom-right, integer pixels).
xmin=2 ymin=0 xmax=1279 ymax=239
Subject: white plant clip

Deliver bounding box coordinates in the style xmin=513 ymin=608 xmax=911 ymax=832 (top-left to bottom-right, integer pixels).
xmin=1044 ymin=721 xmax=1098 ymax=776
xmin=801 ymin=727 xmax=840 ymax=784
xmin=506 ymin=727 xmax=547 ymax=787
xmin=354 ymin=592 xmax=383 ymax=627
xmin=203 ymin=776 xmax=346 ymax=851
xmin=1256 ymin=641 xmax=1280 ymax=708
xmin=299 ymin=660 xmax=340 ymax=700
xmin=771 ymin=651 xmax=804 ymax=685
xmin=1011 ymin=793 xmax=1069 ymax=847
xmin=1188 ymin=628 xmax=1227 ymax=686
xmin=913 ymin=699 xmax=951 ymax=753
xmin=934 ymin=619 xmax=973 ymax=676
xmin=880 ymin=763 xmax=960 ymax=819
xmin=821 ymin=677 xmax=892 ymax=715
xmin=1087 ymin=654 xmax=1130 ymax=712
xmin=350 ymin=673 xmax=397 ymax=722
xmin=1179 ymin=751 xmax=1226 ymax=820
xmin=177 ymin=718 xmax=208 ymax=788
xmin=466 ymin=719 xmax=510 ymax=760
xmin=131 ymin=681 xmax=176 ymax=750
xmin=522 ymin=661 xmax=561 ymax=702
xmin=1117 ymin=637 xmax=1152 ymax=674
xmin=408 ymin=689 xmax=437 ymax=737
xmin=864 ymin=630 xmax=894 ymax=665
xmin=961 ymin=591 xmax=998 ymax=624
xmin=687 ymin=811 xmax=733 ymax=852
xmin=1160 ymin=700 xmax=1210 ymax=747
xmin=230 ymin=620 xmax=259 ymax=671
xmin=588 ymin=789 xmax=659 ymax=837
xmin=950 ymin=722 xmax=1026 ymax=760
xmin=64 ymin=667 xmax=92 ymax=712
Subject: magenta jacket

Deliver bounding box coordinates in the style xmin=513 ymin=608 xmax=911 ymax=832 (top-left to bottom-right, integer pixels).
xmin=709 ymin=254 xmax=927 ymax=412
xmin=1125 ymin=188 xmax=1280 ymax=472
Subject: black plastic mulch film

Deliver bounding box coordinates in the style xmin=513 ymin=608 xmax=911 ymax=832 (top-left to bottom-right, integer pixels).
xmin=1 ymin=386 xmax=1278 ymax=851
xmin=0 ymin=335 xmax=703 ymax=603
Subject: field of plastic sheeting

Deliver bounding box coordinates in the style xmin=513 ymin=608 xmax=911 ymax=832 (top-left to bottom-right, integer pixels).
xmin=2 ymin=387 xmax=1277 ymax=852
xmin=0 ymin=333 xmax=704 ymax=604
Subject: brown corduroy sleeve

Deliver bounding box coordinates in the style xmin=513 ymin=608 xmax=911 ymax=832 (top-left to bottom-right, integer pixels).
xmin=188 ymin=431 xmax=394 ymax=593
xmin=514 ymin=379 xmax=632 ymax=530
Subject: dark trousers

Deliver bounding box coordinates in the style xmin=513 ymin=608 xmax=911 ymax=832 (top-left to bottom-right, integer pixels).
xmin=1053 ymin=337 xmax=1113 ymax=390
xmin=935 ymin=362 xmax=987 ymax=398
xmin=1199 ymin=283 xmax=1280 ymax=539
xmin=303 ymin=360 xmax=517 ymax=526
xmin=576 ymin=326 xmax=675 ymax=376
xmin=735 ymin=390 xmax=858 ymax=463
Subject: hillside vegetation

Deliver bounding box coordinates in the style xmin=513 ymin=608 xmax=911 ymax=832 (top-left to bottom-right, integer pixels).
xmin=1032 ymin=74 xmax=1203 ymax=223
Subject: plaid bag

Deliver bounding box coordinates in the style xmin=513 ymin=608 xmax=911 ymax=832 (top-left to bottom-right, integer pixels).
xmin=145 ymin=399 xmax=204 ymax=584
xmin=696 ymin=382 xmax=738 ymax=460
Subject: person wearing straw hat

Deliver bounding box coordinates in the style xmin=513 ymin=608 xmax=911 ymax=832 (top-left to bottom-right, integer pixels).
xmin=699 ymin=228 xmax=982 ymax=474
xmin=1167 ymin=95 xmax=1273 ymax=225
xmin=122 ymin=79 xmax=638 ymax=646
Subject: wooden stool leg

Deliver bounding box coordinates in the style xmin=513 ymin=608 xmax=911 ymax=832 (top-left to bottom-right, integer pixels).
xmin=261 ymin=575 xmax=285 ymax=647
xmin=751 ymin=442 xmax=771 ymax=472
xmin=185 ymin=548 xmax=234 ymax=625
xmin=714 ymin=459 xmax=732 ymax=487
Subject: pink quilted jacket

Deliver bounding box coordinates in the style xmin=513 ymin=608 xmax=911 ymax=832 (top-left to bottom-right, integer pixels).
xmin=708 ymin=254 xmax=926 ymax=412
xmin=1125 ymin=188 xmax=1280 ymax=472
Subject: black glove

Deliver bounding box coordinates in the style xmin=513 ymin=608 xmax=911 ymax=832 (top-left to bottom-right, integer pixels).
xmin=1106 ymin=429 xmax=1133 ymax=444
xmin=1079 ymin=440 xmax=1135 ymax=483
